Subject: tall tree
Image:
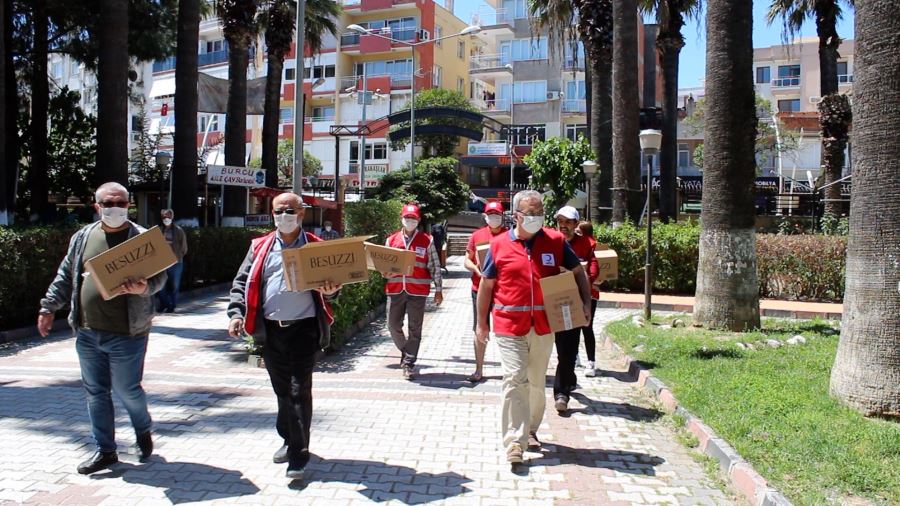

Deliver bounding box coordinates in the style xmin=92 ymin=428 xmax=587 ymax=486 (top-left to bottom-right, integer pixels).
xmin=829 ymin=0 xmax=899 ymax=419
xmin=29 ymin=0 xmax=50 ymax=221
xmin=259 ymin=0 xmax=339 ymax=188
xmin=639 ymin=0 xmax=702 ymax=223
xmin=611 ymin=0 xmax=642 ymax=225
xmin=692 ymin=0 xmax=760 ymax=330
xmin=0 ymin=0 xmax=6 ymax=225
xmin=95 ymin=0 xmax=130 ymax=185
xmin=172 ymin=0 xmax=201 ymax=225
xmin=767 ymin=0 xmax=854 ymax=221
xmin=2 ymin=0 xmax=14 ymax=221
xmin=219 ymin=0 xmax=258 ymax=225
xmin=529 ymin=0 xmax=614 ymax=223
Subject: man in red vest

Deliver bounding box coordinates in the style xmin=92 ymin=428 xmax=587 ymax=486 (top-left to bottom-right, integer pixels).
xmin=384 ymin=204 xmax=443 ymax=380
xmin=463 ymin=201 xmax=508 ymax=383
xmin=227 ymin=192 xmax=341 ymax=480
xmin=475 ymin=190 xmax=592 ymax=464
xmin=552 ymin=206 xmax=600 ymax=413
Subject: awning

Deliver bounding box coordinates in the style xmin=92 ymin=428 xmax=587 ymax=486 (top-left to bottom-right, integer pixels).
xmin=149 ymin=78 xmax=176 ymax=98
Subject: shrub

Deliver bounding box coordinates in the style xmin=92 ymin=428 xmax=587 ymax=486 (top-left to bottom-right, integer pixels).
xmin=329 ymin=272 xmax=386 ymax=349
xmin=344 ymin=199 xmax=404 ymax=244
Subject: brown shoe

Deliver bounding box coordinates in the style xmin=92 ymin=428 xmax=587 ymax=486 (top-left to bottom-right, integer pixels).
xmin=506 ymin=443 xmax=524 ymax=464
xmin=528 ymin=432 xmax=541 ymax=449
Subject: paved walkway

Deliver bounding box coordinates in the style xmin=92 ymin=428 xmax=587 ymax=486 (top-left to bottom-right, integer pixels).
xmin=0 ymin=257 xmax=735 ymax=505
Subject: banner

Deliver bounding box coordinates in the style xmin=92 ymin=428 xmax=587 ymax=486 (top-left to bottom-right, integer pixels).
xmin=206 ymin=165 xmax=266 ymax=187
xmin=467 ymin=142 xmax=508 ymax=156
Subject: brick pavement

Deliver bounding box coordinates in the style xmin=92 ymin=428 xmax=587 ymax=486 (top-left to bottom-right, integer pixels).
xmin=0 ymin=257 xmax=735 ymax=505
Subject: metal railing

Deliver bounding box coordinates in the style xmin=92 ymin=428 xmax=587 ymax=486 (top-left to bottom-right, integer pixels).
xmin=771 ymin=77 xmax=800 ymax=87
xmin=152 ymin=47 xmax=252 ymax=73
xmin=563 ymin=57 xmax=585 ymax=69
xmin=470 ymin=54 xmax=511 ymax=71
xmin=474 ymin=98 xmax=510 ymax=112
xmin=562 ymin=99 xmax=586 ymax=113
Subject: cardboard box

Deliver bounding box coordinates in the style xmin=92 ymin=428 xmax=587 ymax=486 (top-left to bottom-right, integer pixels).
xmin=365 ymin=242 xmax=415 ymax=276
xmin=475 ymin=243 xmax=491 ymax=267
xmin=594 ymin=249 xmax=619 ymax=282
xmin=282 ymin=235 xmax=373 ymax=291
xmin=84 ymin=226 xmax=178 ymax=300
xmin=595 ymin=242 xmax=610 ymax=251
xmin=540 ymin=271 xmax=589 ymax=333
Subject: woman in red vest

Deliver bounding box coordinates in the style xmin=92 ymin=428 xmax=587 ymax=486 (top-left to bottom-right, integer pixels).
xmin=384 ymin=204 xmax=443 ymax=380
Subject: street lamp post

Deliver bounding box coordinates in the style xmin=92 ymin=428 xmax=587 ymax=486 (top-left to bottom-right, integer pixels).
xmin=504 ymin=63 xmax=514 ymax=213
xmin=581 ymin=159 xmax=597 ymax=222
xmin=639 ymin=129 xmax=662 ymax=321
xmin=292 ymin=0 xmax=306 ymax=193
xmin=156 ymin=151 xmax=172 ymax=209
xmin=346 ymin=24 xmax=481 ymax=179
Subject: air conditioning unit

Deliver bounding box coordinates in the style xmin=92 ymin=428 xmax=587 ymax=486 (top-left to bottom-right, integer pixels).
xmin=417 ymin=29 xmax=430 ymax=41
xmin=809 ymin=96 xmax=822 ymax=104
xmin=547 ymin=91 xmax=560 ymax=100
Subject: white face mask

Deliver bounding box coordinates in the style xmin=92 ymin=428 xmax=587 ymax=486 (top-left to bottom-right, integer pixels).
xmin=101 ymin=207 xmax=128 ymax=229
xmin=325 ymin=225 xmax=332 ymax=232
xmin=162 ymin=218 xmax=173 ymax=226
xmin=520 ymin=215 xmax=544 ymax=234
xmin=402 ymin=218 xmax=419 ymax=232
xmin=485 ymin=214 xmax=503 ymax=228
xmin=274 ymin=213 xmax=299 ymax=234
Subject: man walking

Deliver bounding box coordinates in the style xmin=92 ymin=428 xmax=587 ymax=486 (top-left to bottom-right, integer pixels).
xmin=384 ymin=204 xmax=443 ymax=380
xmin=476 ymin=190 xmax=592 ymax=464
xmin=37 ymin=182 xmax=166 ymax=475
xmin=463 ymin=201 xmax=507 ymax=383
xmin=227 ymin=192 xmax=341 ymax=480
xmin=577 ymin=221 xmax=601 ymax=377
xmin=157 ymin=209 xmax=188 ymax=313
xmin=552 ymin=207 xmax=599 ymax=413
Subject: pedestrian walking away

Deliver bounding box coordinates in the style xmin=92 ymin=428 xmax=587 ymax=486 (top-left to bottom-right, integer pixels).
xmin=384 ymin=204 xmax=443 ymax=380
xmin=36 ymin=182 xmax=166 ymax=475
xmin=463 ymin=201 xmax=508 ymax=383
xmin=475 ymin=190 xmax=592 ymax=465
xmin=576 ymin=221 xmax=601 ymax=377
xmin=553 ymin=208 xmax=600 ymax=413
xmin=156 ymin=208 xmax=188 ymax=313
xmin=227 ymin=192 xmax=342 ymax=480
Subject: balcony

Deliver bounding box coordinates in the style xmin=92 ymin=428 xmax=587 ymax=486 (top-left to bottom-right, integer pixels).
xmin=562 ymin=99 xmax=586 ymax=114
xmin=473 ymin=98 xmax=511 ymax=117
xmin=471 ymin=7 xmax=514 ymax=32
xmin=340 ymin=0 xmax=415 ymax=11
xmin=340 ymin=29 xmax=418 ymax=53
xmin=771 ymin=77 xmax=800 ymax=88
xmin=562 ymin=57 xmax=585 ymax=70
xmin=152 ymin=48 xmax=250 ymax=73
xmin=838 ymin=74 xmax=854 ymax=84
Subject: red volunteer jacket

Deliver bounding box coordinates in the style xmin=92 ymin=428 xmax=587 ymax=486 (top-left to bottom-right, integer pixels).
xmin=467 ymin=225 xmax=509 ymax=292
xmin=384 ymin=230 xmax=433 ymax=296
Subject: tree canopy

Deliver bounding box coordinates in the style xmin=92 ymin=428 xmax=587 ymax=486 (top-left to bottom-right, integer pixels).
xmin=370 ymin=157 xmax=470 ymax=224
xmin=388 ymin=89 xmax=480 ymax=158
xmin=525 ymin=136 xmax=595 ymax=216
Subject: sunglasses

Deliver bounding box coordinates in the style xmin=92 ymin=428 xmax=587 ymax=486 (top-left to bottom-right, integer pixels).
xmin=98 ymin=200 xmax=129 ymax=208
xmin=273 ymin=208 xmax=298 ymax=215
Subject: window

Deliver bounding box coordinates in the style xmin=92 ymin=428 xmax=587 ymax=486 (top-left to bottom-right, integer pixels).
xmin=204 ymin=39 xmax=226 ymax=53
xmin=457 ymin=77 xmax=465 ymax=93
xmin=564 ymin=41 xmax=585 ymax=68
xmin=774 ymin=65 xmax=800 ymax=86
xmin=756 ymin=66 xmax=770 ymax=84
xmin=565 ymin=80 xmax=586 ymax=99
xmin=51 ymin=62 xmax=63 ymax=79
xmin=837 ymin=61 xmax=852 ymax=83
xmin=432 ymin=65 xmax=442 ymax=87
xmin=501 ymin=80 xmax=548 ymax=103
xmin=199 ymin=114 xmax=220 ymax=132
xmin=502 ymin=0 xmax=527 ymax=20
xmin=500 ymin=38 xmax=548 ymax=63
xmin=507 ymin=125 xmax=546 ymax=145
xmin=279 ymin=108 xmax=293 ymax=124
xmin=565 ymin=124 xmax=588 ymax=142
xmin=355 ymin=59 xmax=412 ymax=78
xmin=350 ymin=141 xmax=388 ymax=162
xmin=678 ymin=143 xmax=690 ymax=168
xmin=131 ymin=115 xmax=142 ymax=132
xmin=305 ymin=64 xmax=335 ymax=80
xmin=458 ymin=40 xmax=465 ymax=59
xmin=435 ymin=25 xmax=442 ymax=47
xmin=285 ymin=68 xmax=296 ymax=81
xmin=777 ymin=99 xmax=800 ymax=113
xmin=311 ymin=106 xmax=335 ymax=120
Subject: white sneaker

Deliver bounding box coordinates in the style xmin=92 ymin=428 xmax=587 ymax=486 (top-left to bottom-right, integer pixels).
xmin=584 ymin=361 xmax=596 ymax=377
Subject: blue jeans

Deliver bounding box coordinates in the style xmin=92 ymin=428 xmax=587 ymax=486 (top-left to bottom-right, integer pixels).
xmin=76 ymin=328 xmax=152 ymax=452
xmin=157 ymin=261 xmax=184 ymax=311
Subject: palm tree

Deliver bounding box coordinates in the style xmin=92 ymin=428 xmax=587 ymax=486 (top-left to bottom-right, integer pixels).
xmin=691 ymin=0 xmax=760 ymax=331
xmin=218 ymin=0 xmax=259 ymax=225
xmin=0 ymin=0 xmax=7 ymax=225
xmin=612 ymin=0 xmax=642 ymax=225
xmin=259 ymin=0 xmax=339 ymax=188
xmin=767 ymin=0 xmax=854 ymax=222
xmin=29 ymin=0 xmax=50 ymax=221
xmin=95 ymin=0 xmax=129 ymax=185
xmin=829 ymin=0 xmax=899 ymax=418
xmin=2 ymin=0 xmax=15 ymax=222
xmin=172 ymin=0 xmax=202 ymax=225
xmin=529 ymin=0 xmax=613 ymax=223
xmin=638 ymin=0 xmax=702 ymax=223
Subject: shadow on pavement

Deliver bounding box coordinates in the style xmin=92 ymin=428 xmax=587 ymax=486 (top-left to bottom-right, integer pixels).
xmin=567 ymin=392 xmax=663 ymax=422
xmin=536 ymin=443 xmax=665 ymax=475
xmin=288 ymin=456 xmax=474 ymax=504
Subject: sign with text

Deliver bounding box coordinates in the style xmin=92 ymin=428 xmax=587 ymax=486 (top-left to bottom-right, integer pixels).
xmin=206 ymin=165 xmax=266 ymax=187
xmin=282 ymin=235 xmax=374 ymax=291
xmin=364 ymin=242 xmax=415 ymax=275
xmin=84 ymin=227 xmax=178 ymax=300
xmin=244 ymin=214 xmax=272 ymax=227
xmin=468 ymin=142 xmax=508 ymax=156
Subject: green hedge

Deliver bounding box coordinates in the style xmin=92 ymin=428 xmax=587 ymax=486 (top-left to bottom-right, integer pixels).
xmin=594 ymin=221 xmax=846 ymax=302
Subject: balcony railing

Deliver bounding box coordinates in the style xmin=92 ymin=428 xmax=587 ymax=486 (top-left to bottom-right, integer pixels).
xmin=563 ymin=57 xmax=585 ymax=70
xmin=339 ymin=74 xmax=411 ymax=91
xmin=472 ymin=7 xmax=511 ymax=26
xmin=771 ymin=77 xmax=800 ymax=87
xmin=838 ymin=74 xmax=854 ymax=84
xmin=340 ymin=33 xmax=360 ymax=46
xmin=474 ymin=98 xmax=510 ymax=112
xmin=152 ymin=47 xmax=253 ymax=73
xmin=562 ymin=99 xmax=586 ymax=113
xmin=470 ymin=54 xmax=511 ymax=71
xmin=340 ymin=28 xmax=417 ymax=47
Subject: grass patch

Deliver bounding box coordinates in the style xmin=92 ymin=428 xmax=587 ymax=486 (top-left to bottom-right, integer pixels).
xmin=606 ymin=316 xmax=900 ymax=505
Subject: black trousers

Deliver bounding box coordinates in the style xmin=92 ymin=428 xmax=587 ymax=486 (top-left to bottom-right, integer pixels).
xmin=553 ymin=328 xmax=581 ymax=399
xmin=580 ymin=299 xmax=598 ymax=362
xmin=262 ymin=317 xmax=319 ymax=467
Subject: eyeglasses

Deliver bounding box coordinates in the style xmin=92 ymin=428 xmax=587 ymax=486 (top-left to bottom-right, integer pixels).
xmin=98 ymin=200 xmax=128 ymax=208
xmin=273 ymin=208 xmax=298 ymax=215
xmin=515 ymin=210 xmax=543 ymax=218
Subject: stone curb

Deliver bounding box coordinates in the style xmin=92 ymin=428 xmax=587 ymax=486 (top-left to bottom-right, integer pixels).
xmin=601 ymin=331 xmax=794 ymax=506
xmin=595 ymin=300 xmax=841 ymax=321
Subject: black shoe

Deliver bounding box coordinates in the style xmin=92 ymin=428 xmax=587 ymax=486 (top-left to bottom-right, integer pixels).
xmin=273 ymin=443 xmax=289 ymax=464
xmin=136 ymin=431 xmax=153 ymax=462
xmin=285 ymin=452 xmax=309 ymax=480
xmin=77 ymin=451 xmax=118 ymax=475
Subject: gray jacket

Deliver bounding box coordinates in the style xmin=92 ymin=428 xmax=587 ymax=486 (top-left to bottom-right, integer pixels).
xmin=40 ymin=221 xmax=167 ymax=336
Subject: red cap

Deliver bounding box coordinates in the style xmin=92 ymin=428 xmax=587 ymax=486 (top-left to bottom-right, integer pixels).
xmin=401 ymin=204 xmax=421 ymax=219
xmin=485 ymin=201 xmax=504 ymax=214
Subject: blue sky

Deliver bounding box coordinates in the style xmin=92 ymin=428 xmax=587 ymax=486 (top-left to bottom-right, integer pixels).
xmin=453 ymin=2 xmax=855 ymax=88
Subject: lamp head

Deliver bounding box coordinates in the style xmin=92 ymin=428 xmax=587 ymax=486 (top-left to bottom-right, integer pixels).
xmin=347 ymin=24 xmax=367 ymax=34
xmin=639 ymin=129 xmax=663 ymax=153
xmin=312 ymin=77 xmax=326 ymax=88
xmin=581 ymin=159 xmax=598 ymax=175
xmin=460 ymin=25 xmax=482 ymax=35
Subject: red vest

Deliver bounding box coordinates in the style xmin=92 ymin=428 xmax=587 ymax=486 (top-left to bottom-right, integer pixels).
xmin=468 ymin=225 xmax=509 ymax=292
xmin=568 ymin=233 xmax=600 ymax=300
xmin=244 ymin=231 xmax=334 ymax=335
xmin=384 ymin=230 xmax=433 ymax=296
xmin=489 ymin=228 xmax=565 ymax=337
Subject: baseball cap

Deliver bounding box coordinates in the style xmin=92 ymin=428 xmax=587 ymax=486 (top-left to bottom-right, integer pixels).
xmin=554 ymin=206 xmax=579 ymax=221
xmin=484 ymin=201 xmax=504 ymax=214
xmin=401 ymin=204 xmax=421 ymax=219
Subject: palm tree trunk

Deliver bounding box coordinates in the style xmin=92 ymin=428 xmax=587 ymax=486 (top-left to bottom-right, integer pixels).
xmin=590 ymin=46 xmax=613 ymax=224
xmin=223 ymin=39 xmax=250 ymax=224
xmin=2 ymin=0 xmax=16 ymax=219
xmin=611 ymin=0 xmax=641 ymax=225
xmin=95 ymin=0 xmax=130 ymax=185
xmin=692 ymin=0 xmax=760 ymax=331
xmin=656 ymin=2 xmax=684 ymax=224
xmin=28 ymin=0 xmax=49 ymax=221
xmin=816 ymin=6 xmax=849 ymax=220
xmin=829 ymin=0 xmax=900 ymax=419
xmin=0 ymin=0 xmax=7 ymax=225
xmin=172 ymin=0 xmax=200 ymax=225
xmin=261 ymin=48 xmax=284 ymax=188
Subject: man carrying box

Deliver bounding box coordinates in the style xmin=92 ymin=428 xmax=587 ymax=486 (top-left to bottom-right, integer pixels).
xmin=37 ymin=182 xmax=167 ymax=475
xmin=463 ymin=201 xmax=508 ymax=383
xmin=553 ymin=207 xmax=600 ymax=413
xmin=227 ymin=192 xmax=341 ymax=480
xmin=384 ymin=204 xmax=443 ymax=380
xmin=476 ymin=190 xmax=591 ymax=464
